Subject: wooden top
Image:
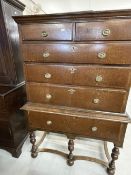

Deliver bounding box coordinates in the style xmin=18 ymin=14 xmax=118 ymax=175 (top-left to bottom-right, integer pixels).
xmin=13 ymin=9 xmax=131 ymax=24
xmin=21 ymin=102 xmax=131 ymax=123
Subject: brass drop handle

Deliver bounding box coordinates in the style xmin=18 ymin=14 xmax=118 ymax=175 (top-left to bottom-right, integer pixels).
xmin=102 ymin=29 xmax=111 ymax=36
xmin=45 ymin=73 xmax=51 ymax=79
xmin=43 ymin=52 xmax=50 ymax=58
xmin=42 ymin=31 xmax=48 ymax=37
xmin=91 ymin=127 xmax=98 ymax=132
xmin=93 ymin=98 xmax=100 ymax=104
xmin=46 ymin=94 xmax=52 ymax=100
xmin=46 ymin=120 xmax=52 ymax=125
xmin=96 ymin=75 xmax=103 ymax=82
xmin=98 ymin=52 xmax=106 ymax=59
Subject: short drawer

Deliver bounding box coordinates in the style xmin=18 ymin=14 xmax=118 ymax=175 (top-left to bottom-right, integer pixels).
xmin=26 ymin=83 xmax=128 ymax=113
xmin=27 ymin=110 xmax=127 ymax=147
xmin=22 ymin=43 xmax=131 ymax=64
xmin=21 ymin=23 xmax=73 ymax=41
xmin=76 ymin=19 xmax=131 ymax=41
xmin=24 ymin=64 xmax=131 ymax=90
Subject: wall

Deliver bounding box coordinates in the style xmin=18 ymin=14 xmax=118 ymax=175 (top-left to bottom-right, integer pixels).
xmin=19 ymin=0 xmax=131 ymax=15
xmin=41 ymin=0 xmax=131 ymax=13
xmin=19 ymin=0 xmax=46 ymax=15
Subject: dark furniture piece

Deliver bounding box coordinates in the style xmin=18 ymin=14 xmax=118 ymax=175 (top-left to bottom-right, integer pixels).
xmin=0 ymin=0 xmax=27 ymax=157
xmin=14 ymin=9 xmax=131 ymax=174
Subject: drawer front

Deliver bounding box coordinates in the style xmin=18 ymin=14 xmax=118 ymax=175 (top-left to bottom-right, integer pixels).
xmin=21 ymin=23 xmax=73 ymax=41
xmin=0 ymin=98 xmax=6 ymax=112
xmin=25 ymin=64 xmax=131 ymax=89
xmin=26 ymin=83 xmax=127 ymax=113
xmin=22 ymin=43 xmax=131 ymax=64
xmin=28 ymin=110 xmax=126 ymax=146
xmin=0 ymin=121 xmax=12 ymax=139
xmin=76 ymin=19 xmax=131 ymax=40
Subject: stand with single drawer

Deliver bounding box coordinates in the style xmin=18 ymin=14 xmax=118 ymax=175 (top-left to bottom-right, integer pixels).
xmin=14 ymin=9 xmax=131 ymax=175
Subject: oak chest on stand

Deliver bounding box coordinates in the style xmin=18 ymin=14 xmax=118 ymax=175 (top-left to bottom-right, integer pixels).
xmin=14 ymin=9 xmax=131 ymax=174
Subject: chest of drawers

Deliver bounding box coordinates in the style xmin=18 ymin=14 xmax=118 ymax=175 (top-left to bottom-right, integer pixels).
xmin=14 ymin=9 xmax=131 ymax=174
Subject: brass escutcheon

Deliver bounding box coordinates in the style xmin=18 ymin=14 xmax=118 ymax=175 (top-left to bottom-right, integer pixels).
xmin=68 ymin=89 xmax=76 ymax=94
xmin=69 ymin=67 xmax=77 ymax=74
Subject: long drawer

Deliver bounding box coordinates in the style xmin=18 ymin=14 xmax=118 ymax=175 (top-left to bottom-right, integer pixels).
xmin=22 ymin=43 xmax=131 ymax=64
xmin=27 ymin=110 xmax=127 ymax=147
xmin=21 ymin=23 xmax=73 ymax=41
xmin=24 ymin=64 xmax=131 ymax=89
xmin=76 ymin=19 xmax=131 ymax=40
xmin=26 ymin=83 xmax=128 ymax=113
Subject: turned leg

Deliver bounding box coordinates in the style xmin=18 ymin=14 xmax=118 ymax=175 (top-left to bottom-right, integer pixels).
xmin=30 ymin=131 xmax=38 ymax=158
xmin=107 ymin=145 xmax=119 ymax=175
xmin=67 ymin=139 xmax=74 ymax=166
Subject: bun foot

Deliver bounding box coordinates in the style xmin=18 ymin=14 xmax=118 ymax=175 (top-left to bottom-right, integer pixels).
xmin=31 ymin=152 xmax=38 ymax=158
xmin=107 ymin=168 xmax=115 ymax=175
xmin=11 ymin=147 xmax=22 ymax=158
xmin=67 ymin=159 xmax=74 ymax=166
